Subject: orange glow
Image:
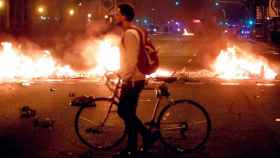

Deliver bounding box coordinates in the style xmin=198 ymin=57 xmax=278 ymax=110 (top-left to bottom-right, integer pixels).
xmin=0 ymin=42 xmax=76 ymax=82
xmin=147 ymin=68 xmax=173 ymax=78
xmin=89 ymin=36 xmax=121 ymax=76
xmin=0 ymin=36 xmax=121 ymax=83
xmin=0 ymin=0 xmax=5 ymax=9
xmin=182 ymin=29 xmax=194 ymax=36
xmin=69 ymin=9 xmax=75 ymax=16
xmin=37 ymin=6 xmax=45 ymax=14
xmin=214 ymin=47 xmax=277 ymax=80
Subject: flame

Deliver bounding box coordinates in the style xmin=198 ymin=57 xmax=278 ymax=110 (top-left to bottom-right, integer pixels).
xmin=0 ymin=35 xmax=122 ymax=83
xmin=0 ymin=42 xmax=78 ymax=82
xmin=182 ymin=29 xmax=194 ymax=36
xmin=147 ymin=68 xmax=173 ymax=78
xmin=214 ymin=47 xmax=277 ymax=80
xmin=88 ymin=37 xmax=121 ymax=76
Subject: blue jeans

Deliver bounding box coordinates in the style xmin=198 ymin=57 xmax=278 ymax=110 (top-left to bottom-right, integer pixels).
xmin=118 ymin=80 xmax=148 ymax=151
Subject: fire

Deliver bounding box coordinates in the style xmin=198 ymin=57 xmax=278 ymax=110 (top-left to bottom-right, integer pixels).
xmin=182 ymin=29 xmax=194 ymax=36
xmin=92 ymin=38 xmax=120 ymax=75
xmin=0 ymin=42 xmax=77 ymax=82
xmin=88 ymin=37 xmax=121 ymax=76
xmin=214 ymin=47 xmax=277 ymax=80
xmin=147 ymin=68 xmax=173 ymax=78
xmin=0 ymin=35 xmax=121 ymax=82
xmin=0 ymin=35 xmax=172 ymax=83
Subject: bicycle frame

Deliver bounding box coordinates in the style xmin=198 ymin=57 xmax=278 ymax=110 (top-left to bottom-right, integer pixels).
xmin=103 ymin=73 xmax=175 ymax=126
xmin=150 ymin=83 xmax=175 ymax=123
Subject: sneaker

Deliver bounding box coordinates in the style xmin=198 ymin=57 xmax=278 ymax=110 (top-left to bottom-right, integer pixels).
xmin=142 ymin=131 xmax=160 ymax=151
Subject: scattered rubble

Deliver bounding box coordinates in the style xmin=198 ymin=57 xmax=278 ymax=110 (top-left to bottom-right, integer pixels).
xmin=20 ymin=106 xmax=37 ymax=119
xmin=49 ymin=88 xmax=57 ymax=92
xmin=33 ymin=116 xmax=55 ymax=131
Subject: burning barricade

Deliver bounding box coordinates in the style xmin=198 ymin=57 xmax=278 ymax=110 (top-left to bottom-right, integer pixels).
xmin=213 ymin=47 xmax=278 ymax=80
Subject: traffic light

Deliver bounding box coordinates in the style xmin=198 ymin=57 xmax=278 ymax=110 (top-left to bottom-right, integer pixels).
xmin=247 ymin=19 xmax=255 ymax=26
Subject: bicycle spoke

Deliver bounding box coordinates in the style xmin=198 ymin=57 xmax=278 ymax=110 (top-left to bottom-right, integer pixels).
xmin=75 ymin=98 xmax=125 ymax=150
xmin=158 ymin=100 xmax=211 ymax=152
xmin=80 ymin=117 xmax=96 ymax=125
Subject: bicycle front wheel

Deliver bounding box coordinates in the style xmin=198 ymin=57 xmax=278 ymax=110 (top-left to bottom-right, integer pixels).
xmin=74 ymin=97 xmax=126 ymax=150
xmin=158 ymin=99 xmax=211 ymax=153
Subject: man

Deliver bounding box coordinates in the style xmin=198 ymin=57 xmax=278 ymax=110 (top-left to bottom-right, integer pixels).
xmin=113 ymin=3 xmax=157 ymax=158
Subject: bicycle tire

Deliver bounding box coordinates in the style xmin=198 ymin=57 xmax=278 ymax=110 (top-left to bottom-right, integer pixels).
xmin=74 ymin=97 xmax=126 ymax=150
xmin=158 ymin=99 xmax=212 ymax=153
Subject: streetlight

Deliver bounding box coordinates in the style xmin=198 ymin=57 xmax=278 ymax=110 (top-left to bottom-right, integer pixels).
xmin=0 ymin=0 xmax=5 ymax=10
xmin=69 ymin=9 xmax=75 ymax=16
xmin=37 ymin=6 xmax=45 ymax=14
xmin=87 ymin=13 xmax=92 ymax=18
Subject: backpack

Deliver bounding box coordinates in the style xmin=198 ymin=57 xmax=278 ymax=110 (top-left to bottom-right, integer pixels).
xmin=130 ymin=27 xmax=159 ymax=75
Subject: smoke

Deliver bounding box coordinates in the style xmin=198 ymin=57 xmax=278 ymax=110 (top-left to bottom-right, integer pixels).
xmin=0 ymin=19 xmax=122 ymax=72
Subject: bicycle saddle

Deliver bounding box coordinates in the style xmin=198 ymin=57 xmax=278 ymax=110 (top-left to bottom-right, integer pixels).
xmin=70 ymin=96 xmax=96 ymax=107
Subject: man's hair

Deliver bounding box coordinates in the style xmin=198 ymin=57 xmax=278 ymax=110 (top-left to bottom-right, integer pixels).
xmin=118 ymin=4 xmax=135 ymax=22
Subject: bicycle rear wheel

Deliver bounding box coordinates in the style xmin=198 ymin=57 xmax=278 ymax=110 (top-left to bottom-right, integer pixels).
xmin=158 ymin=99 xmax=211 ymax=153
xmin=74 ymin=97 xmax=126 ymax=150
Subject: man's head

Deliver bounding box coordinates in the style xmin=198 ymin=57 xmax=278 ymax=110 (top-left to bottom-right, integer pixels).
xmin=115 ymin=4 xmax=135 ymax=27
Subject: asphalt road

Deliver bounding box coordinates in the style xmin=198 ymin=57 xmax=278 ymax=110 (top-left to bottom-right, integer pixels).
xmin=0 ymin=36 xmax=280 ymax=158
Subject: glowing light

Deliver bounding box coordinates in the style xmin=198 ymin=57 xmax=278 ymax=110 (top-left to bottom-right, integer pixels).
xmin=0 ymin=0 xmax=5 ymax=9
xmin=193 ymin=19 xmax=201 ymax=23
xmin=37 ymin=6 xmax=45 ymax=14
xmin=104 ymin=14 xmax=109 ymax=19
xmin=256 ymin=83 xmax=275 ymax=86
xmin=248 ymin=20 xmax=254 ymax=25
xmin=87 ymin=13 xmax=92 ymax=18
xmin=148 ymin=69 xmax=173 ymax=78
xmin=144 ymin=19 xmax=148 ymax=24
xmin=69 ymin=9 xmax=75 ymax=16
xmin=221 ymin=82 xmax=240 ymax=86
xmin=214 ymin=47 xmax=277 ymax=80
xmin=182 ymin=29 xmax=194 ymax=36
xmin=0 ymin=37 xmax=121 ymax=82
xmin=89 ymin=36 xmax=121 ymax=76
xmin=0 ymin=42 xmax=77 ymax=82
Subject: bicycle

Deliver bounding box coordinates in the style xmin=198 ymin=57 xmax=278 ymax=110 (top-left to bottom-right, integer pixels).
xmin=72 ymin=72 xmax=212 ymax=153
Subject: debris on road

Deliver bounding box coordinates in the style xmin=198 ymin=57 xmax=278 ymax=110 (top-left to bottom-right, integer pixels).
xmin=33 ymin=116 xmax=55 ymax=131
xmin=20 ymin=106 xmax=37 ymax=118
xmin=49 ymin=88 xmax=57 ymax=92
